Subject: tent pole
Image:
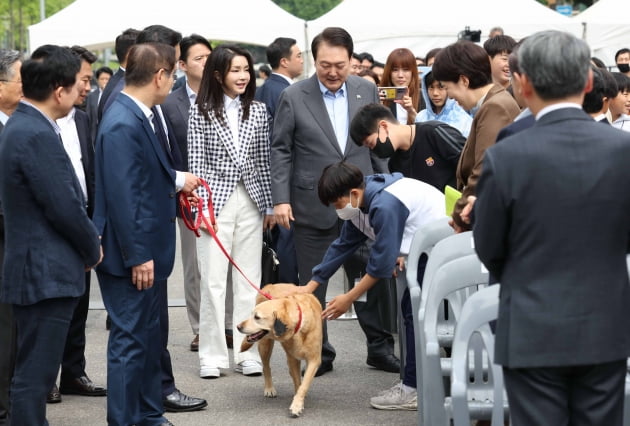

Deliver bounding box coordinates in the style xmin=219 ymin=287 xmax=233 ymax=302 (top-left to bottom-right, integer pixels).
xmin=304 ymin=20 xmax=309 ymax=76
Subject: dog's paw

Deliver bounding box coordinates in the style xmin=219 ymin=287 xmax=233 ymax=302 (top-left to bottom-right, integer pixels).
xmin=288 ymin=400 xmax=304 ymax=418
xmin=264 ymin=387 xmax=277 ymax=398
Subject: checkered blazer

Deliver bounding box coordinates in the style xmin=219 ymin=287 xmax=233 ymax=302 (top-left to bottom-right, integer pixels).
xmin=187 ymin=100 xmax=272 ymax=217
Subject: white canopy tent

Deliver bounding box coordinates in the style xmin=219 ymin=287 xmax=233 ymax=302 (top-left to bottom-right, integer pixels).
xmin=572 ymin=0 xmax=630 ymax=67
xmin=306 ymin=0 xmax=583 ymax=62
xmin=28 ymin=0 xmax=306 ymax=52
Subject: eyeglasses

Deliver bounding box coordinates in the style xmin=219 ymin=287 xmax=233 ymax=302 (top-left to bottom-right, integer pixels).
xmin=0 ymin=79 xmax=22 ymax=84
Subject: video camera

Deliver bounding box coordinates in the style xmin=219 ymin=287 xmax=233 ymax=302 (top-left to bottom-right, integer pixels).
xmin=458 ymin=26 xmax=481 ymax=43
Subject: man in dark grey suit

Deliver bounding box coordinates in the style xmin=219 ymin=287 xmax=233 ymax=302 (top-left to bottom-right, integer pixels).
xmin=271 ymin=27 xmax=398 ymax=376
xmin=474 ymin=30 xmax=630 ymax=425
xmin=0 ymin=44 xmax=102 ymax=426
xmin=0 ymin=48 xmax=22 ymax=426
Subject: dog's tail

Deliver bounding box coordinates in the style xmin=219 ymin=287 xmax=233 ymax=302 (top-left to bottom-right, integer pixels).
xmin=240 ymin=337 xmax=254 ymax=353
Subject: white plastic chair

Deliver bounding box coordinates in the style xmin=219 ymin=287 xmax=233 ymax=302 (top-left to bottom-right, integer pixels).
xmin=398 ymin=217 xmax=453 ymax=380
xmin=420 ymin=253 xmax=489 ymax=426
xmin=447 ymin=284 xmax=508 ymax=426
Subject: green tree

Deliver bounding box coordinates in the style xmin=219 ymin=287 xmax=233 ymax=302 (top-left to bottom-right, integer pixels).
xmin=0 ymin=0 xmax=74 ymax=51
xmin=271 ymin=0 xmax=341 ymax=21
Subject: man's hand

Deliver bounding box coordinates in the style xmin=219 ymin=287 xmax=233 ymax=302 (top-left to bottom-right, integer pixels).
xmin=322 ymin=293 xmax=353 ymax=320
xmin=263 ymin=214 xmax=276 ymax=231
xmin=86 ymin=245 xmax=104 ymax=271
xmin=274 ymin=203 xmax=294 ymax=230
xmin=132 ymin=260 xmax=154 ymax=290
xmin=182 ymin=172 xmax=201 ymax=193
xmin=392 ymin=256 xmax=405 ymax=277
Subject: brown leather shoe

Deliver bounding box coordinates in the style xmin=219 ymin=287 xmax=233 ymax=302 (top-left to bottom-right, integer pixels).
xmin=46 ymin=384 xmax=62 ymax=403
xmin=190 ymin=334 xmax=199 ymax=352
xmin=59 ymin=376 xmax=106 ymax=396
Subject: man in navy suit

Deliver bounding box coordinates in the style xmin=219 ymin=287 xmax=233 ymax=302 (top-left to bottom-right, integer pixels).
xmin=85 ymin=66 xmax=112 ymax=143
xmin=0 ymin=48 xmax=22 ymax=426
xmin=0 ymin=44 xmax=102 ymax=426
xmin=45 ymin=46 xmax=107 ymax=403
xmin=94 ymin=42 xmax=201 ymax=426
xmin=474 ymin=31 xmax=630 ymax=425
xmin=255 ymin=37 xmax=303 ymax=285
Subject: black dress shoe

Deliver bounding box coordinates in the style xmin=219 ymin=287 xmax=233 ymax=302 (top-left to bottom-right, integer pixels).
xmin=46 ymin=384 xmax=62 ymax=403
xmin=60 ymin=375 xmax=107 ymax=396
xmin=159 ymin=421 xmax=174 ymax=426
xmin=366 ymin=354 xmax=401 ymax=373
xmin=105 ymin=315 xmax=111 ymax=331
xmin=306 ymin=361 xmax=333 ymax=377
xmin=190 ymin=334 xmax=199 ymax=352
xmin=163 ymin=389 xmax=207 ymax=413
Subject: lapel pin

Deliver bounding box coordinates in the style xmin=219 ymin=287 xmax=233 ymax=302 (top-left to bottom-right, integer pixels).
xmin=356 ymin=94 xmax=361 ymax=99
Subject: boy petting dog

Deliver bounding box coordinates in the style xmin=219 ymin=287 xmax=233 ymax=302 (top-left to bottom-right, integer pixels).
xmin=297 ymin=162 xmax=444 ymax=410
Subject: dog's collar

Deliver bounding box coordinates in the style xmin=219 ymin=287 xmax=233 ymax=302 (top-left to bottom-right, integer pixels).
xmin=295 ymin=302 xmax=303 ymax=333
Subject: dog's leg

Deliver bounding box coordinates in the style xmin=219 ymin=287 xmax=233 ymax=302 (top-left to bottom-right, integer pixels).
xmin=286 ymin=355 xmax=301 ymax=393
xmin=288 ymin=356 xmax=321 ymax=418
xmin=258 ymin=338 xmax=276 ymax=397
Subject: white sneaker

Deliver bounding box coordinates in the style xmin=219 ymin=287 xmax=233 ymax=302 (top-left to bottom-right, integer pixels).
xmin=200 ymin=366 xmax=220 ymax=379
xmin=235 ymin=360 xmax=262 ymax=376
xmin=370 ymin=383 xmax=417 ymax=411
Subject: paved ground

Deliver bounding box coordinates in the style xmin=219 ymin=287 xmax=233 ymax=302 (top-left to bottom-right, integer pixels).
xmin=45 ymin=228 xmax=417 ymax=426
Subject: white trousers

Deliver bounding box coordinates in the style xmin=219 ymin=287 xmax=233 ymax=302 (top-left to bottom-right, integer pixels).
xmin=197 ymin=182 xmax=262 ymax=369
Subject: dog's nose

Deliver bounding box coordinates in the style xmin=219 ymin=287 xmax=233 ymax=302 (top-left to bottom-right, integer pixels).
xmin=236 ymin=324 xmax=244 ymax=333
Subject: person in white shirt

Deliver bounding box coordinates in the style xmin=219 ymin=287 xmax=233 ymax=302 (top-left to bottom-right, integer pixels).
xmin=187 ymin=45 xmax=274 ymax=379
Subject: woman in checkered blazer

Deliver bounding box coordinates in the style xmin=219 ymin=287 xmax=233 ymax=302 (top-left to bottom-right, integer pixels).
xmin=187 ymin=45 xmax=275 ymax=379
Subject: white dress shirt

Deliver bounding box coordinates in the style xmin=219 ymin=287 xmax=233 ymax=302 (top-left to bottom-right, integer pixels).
xmin=224 ymin=94 xmax=241 ymax=153
xmin=56 ymin=108 xmax=88 ymax=201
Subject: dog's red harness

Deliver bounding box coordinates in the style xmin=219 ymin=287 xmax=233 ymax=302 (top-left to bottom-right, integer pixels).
xmin=179 ymin=181 xmax=272 ymax=301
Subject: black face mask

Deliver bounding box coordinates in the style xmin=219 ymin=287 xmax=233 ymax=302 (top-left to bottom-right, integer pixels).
xmin=618 ymin=63 xmax=630 ymax=73
xmin=372 ymin=136 xmax=395 ymax=158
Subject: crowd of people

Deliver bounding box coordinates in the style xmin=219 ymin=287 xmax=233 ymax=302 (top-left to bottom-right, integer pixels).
xmin=1 ymin=21 xmax=630 ymax=426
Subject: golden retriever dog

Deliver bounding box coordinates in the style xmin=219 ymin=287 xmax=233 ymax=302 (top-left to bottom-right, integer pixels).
xmin=237 ymin=284 xmax=322 ymax=417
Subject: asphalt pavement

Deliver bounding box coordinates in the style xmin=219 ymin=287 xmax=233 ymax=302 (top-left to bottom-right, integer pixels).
xmin=45 ymin=228 xmax=416 ymax=426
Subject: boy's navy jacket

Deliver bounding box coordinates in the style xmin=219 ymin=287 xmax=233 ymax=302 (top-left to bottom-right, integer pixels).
xmin=312 ymin=173 xmax=444 ymax=283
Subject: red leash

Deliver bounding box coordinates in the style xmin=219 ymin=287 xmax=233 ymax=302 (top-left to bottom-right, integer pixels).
xmin=179 ymin=180 xmax=272 ymax=301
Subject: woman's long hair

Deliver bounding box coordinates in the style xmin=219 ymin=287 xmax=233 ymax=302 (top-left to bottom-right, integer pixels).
xmin=196 ymin=44 xmax=257 ymax=123
xmin=381 ymin=48 xmax=420 ymax=124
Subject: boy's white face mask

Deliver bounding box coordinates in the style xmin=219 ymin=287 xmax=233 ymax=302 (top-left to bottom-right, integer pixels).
xmin=336 ymin=192 xmax=361 ymax=221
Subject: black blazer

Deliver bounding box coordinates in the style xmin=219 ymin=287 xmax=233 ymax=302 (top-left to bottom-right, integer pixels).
xmin=474 ymin=107 xmax=630 ymax=368
xmin=97 ymin=68 xmax=124 ymax=121
xmin=255 ymin=73 xmax=290 ymax=118
xmin=74 ymin=108 xmax=95 ymax=217
xmin=162 ymin=85 xmax=191 ymax=170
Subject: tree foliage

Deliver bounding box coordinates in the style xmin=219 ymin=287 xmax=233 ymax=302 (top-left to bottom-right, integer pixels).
xmin=271 ymin=0 xmax=342 ymax=21
xmin=0 ymin=0 xmax=74 ymax=51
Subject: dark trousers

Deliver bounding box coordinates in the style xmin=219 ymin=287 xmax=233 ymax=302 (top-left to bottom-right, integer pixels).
xmin=0 ymin=303 xmax=15 ymax=426
xmin=98 ymin=272 xmax=166 ymax=426
xmin=60 ymin=272 xmax=91 ymax=382
xmin=503 ymin=359 xmax=627 ymax=426
xmin=157 ymin=278 xmax=175 ymax=398
xmin=400 ymin=288 xmax=416 ymax=388
xmin=271 ymin=223 xmax=299 ymax=284
xmin=11 ymin=297 xmax=78 ymax=426
xmin=293 ymin=223 xmax=394 ymax=365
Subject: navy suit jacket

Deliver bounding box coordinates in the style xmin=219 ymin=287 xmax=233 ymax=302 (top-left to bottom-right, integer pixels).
xmin=97 ymin=68 xmax=124 ymax=122
xmin=495 ymin=114 xmax=535 ymax=142
xmin=74 ymin=108 xmax=95 ymax=216
xmin=474 ymin=107 xmax=630 ymax=368
xmin=93 ymin=94 xmax=177 ymax=281
xmin=85 ymin=89 xmax=100 ymax=146
xmin=0 ymin=103 xmax=101 ymax=305
xmin=162 ymin=85 xmax=191 ymax=170
xmin=255 ymin=73 xmax=290 ymax=118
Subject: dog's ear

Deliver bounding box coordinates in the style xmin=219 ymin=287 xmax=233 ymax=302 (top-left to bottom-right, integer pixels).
xmin=273 ymin=312 xmax=288 ymax=337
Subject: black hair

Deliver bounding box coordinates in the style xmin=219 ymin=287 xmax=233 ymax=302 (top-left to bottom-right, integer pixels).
xmin=483 ymin=35 xmax=517 ymax=58
xmin=95 ymin=66 xmax=113 ymax=79
xmin=350 ymin=103 xmax=396 ymax=147
xmin=69 ymin=45 xmax=97 ymax=64
xmin=615 ymin=48 xmax=630 ymax=63
xmin=258 ymin=64 xmax=271 ymax=78
xmin=24 ymin=44 xmax=80 ymax=101
xmin=137 ymin=24 xmax=182 ymax=48
xmin=266 ymin=37 xmax=296 ymax=69
xmin=601 ymin=68 xmax=619 ymax=99
xmin=311 ymin=27 xmax=353 ymax=60
xmin=612 ymin=72 xmax=630 ymax=93
xmin=317 ymin=162 xmax=365 ymax=206
xmin=591 ymin=57 xmax=606 ymax=69
xmin=179 ymin=34 xmax=212 ymax=62
xmin=359 ymin=52 xmax=374 ymax=64
xmin=114 ymin=28 xmax=139 ymax=63
xmin=197 ymin=44 xmax=257 ymax=123
xmin=425 ymin=48 xmax=442 ymax=65
xmin=583 ymin=66 xmax=607 ymax=113
xmin=432 ymin=40 xmax=491 ymax=88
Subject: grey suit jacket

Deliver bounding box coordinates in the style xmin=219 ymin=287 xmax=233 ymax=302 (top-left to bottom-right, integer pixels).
xmin=474 ymin=107 xmax=630 ymax=368
xmin=271 ymin=74 xmax=385 ymax=230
